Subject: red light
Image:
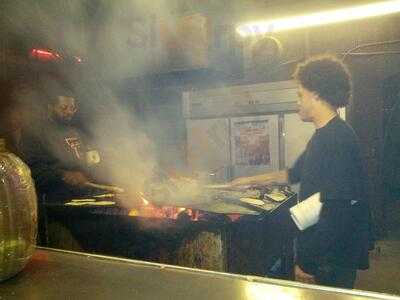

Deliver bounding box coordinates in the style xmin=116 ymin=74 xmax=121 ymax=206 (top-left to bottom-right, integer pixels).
xmin=30 ymin=48 xmax=61 ymax=62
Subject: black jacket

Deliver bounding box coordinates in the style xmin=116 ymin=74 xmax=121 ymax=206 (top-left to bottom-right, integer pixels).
xmin=288 ymin=117 xmax=371 ymax=274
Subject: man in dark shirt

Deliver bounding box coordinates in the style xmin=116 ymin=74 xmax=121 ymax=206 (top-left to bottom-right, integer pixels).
xmin=21 ymin=87 xmax=93 ymax=201
xmin=231 ymin=55 xmax=371 ymax=288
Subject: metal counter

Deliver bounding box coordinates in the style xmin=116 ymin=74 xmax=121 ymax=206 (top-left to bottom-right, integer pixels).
xmin=0 ymin=248 xmax=399 ymax=300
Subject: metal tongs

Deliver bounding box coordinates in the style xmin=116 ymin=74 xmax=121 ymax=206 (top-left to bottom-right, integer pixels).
xmin=203 ymin=183 xmax=252 ymax=191
xmin=84 ymin=182 xmax=125 ymax=194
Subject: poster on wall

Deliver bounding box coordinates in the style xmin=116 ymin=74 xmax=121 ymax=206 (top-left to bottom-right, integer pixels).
xmin=231 ymin=115 xmax=279 ymax=176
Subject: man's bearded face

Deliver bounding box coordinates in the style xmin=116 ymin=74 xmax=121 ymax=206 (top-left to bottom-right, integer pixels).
xmin=51 ymin=96 xmax=77 ymax=124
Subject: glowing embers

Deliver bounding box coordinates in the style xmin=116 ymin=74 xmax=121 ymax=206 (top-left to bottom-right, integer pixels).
xmin=128 ymin=192 xmax=200 ymax=221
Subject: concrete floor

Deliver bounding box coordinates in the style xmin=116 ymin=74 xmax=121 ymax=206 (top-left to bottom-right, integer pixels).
xmin=355 ymin=202 xmax=400 ymax=296
xmin=356 ymin=239 xmax=400 ymax=295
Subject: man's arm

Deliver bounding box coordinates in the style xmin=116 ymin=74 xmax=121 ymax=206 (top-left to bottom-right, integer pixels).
xmin=229 ymin=150 xmax=306 ymax=187
xmin=62 ymin=170 xmax=89 ymax=186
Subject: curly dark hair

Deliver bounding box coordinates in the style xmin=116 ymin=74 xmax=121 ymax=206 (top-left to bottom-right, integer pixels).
xmin=293 ymin=55 xmax=352 ymax=108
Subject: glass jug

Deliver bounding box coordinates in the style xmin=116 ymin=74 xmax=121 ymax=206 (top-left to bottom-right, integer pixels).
xmin=0 ymin=138 xmax=37 ymax=281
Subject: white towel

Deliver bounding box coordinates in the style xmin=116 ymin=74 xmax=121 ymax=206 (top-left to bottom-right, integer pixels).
xmin=290 ymin=192 xmax=322 ymax=231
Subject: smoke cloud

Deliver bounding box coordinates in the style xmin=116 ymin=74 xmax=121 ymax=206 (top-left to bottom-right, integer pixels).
xmin=1 ymin=0 xmax=218 ymax=208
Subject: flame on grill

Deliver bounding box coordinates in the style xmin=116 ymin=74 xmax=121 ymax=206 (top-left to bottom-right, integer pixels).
xmin=128 ymin=191 xmax=200 ymax=221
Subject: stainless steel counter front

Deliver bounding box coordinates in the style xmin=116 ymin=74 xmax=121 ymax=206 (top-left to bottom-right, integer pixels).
xmin=0 ymin=248 xmax=399 ymax=300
